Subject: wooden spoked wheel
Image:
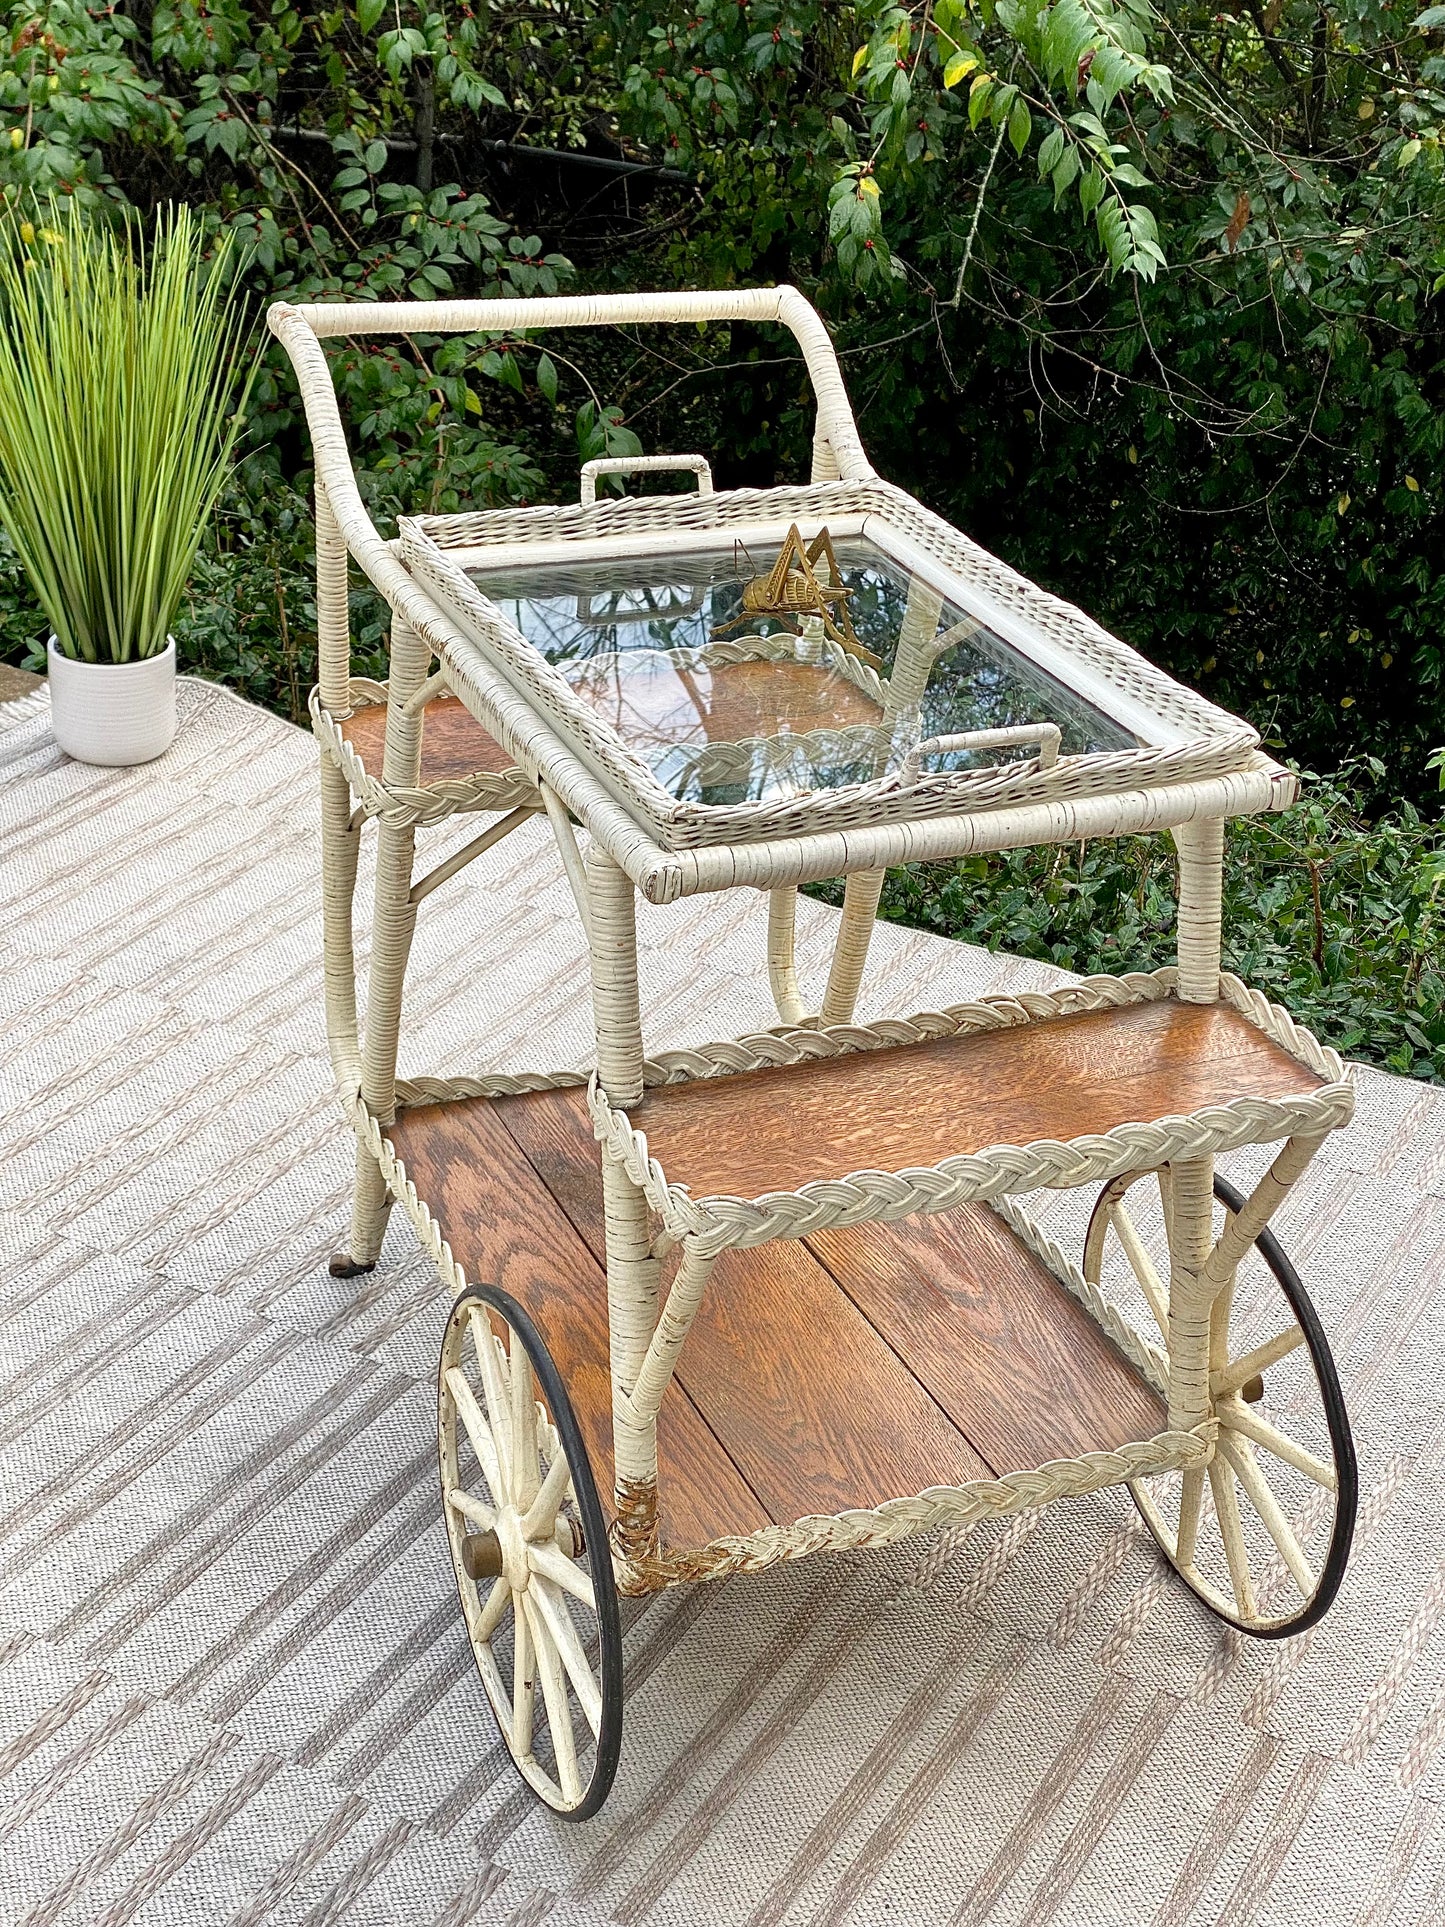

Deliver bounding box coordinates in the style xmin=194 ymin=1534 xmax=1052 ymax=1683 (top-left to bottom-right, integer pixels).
xmin=1083 ymin=1169 xmax=1357 ymax=1638
xmin=437 ymin=1283 xmax=623 ymax=1817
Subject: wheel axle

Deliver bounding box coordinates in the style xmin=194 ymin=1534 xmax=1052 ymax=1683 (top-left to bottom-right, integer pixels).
xmin=461 ymin=1529 xmax=503 ymax=1582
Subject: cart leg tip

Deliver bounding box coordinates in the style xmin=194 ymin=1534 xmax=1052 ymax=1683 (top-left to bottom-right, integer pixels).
xmin=329 ymin=1252 xmax=377 ymax=1280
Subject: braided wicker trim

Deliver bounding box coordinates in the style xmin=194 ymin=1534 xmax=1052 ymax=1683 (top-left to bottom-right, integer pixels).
xmin=394 ymin=1068 xmax=589 ymax=1107
xmin=309 ymin=681 xmax=539 ymax=825
xmin=586 ymin=970 xmax=1354 ymax=1257
xmin=617 ymin=1420 xmax=1216 ymax=1592
xmin=399 ymin=514 xmax=1259 ymax=851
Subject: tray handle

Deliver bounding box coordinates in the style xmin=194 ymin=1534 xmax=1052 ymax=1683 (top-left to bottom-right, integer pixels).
xmin=580 ymin=453 xmax=714 ymax=506
xmin=905 ymin=722 xmax=1062 ymax=776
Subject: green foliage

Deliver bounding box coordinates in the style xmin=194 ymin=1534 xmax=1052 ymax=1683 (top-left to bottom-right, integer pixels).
xmin=809 ymin=761 xmax=1445 ymax=1080
xmin=0 ymin=0 xmax=1438 ymax=1073
xmin=0 ymin=199 xmax=252 ymax=662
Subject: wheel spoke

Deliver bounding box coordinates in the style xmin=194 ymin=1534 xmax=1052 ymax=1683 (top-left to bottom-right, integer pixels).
xmin=524 ymin=1592 xmax=582 ymax=1801
xmin=1207 ymin=1458 xmax=1258 ymax=1621
xmin=445 ymin=1368 xmax=503 ymax=1498
xmin=530 ymin=1576 xmax=603 ymax=1735
xmin=476 ymin=1575 xmax=511 ymax=1643
xmin=466 ymin=1307 xmax=514 ymax=1495
xmin=1216 ymin=1432 xmax=1316 ymax=1598
xmin=529 ymin=1536 xmax=596 ymax=1610
xmin=1218 ymin=1399 xmax=1337 ymax=1490
xmin=513 ymin=1595 xmax=536 ymax=1757
xmin=1112 ymin=1201 xmax=1171 ymax=1339
xmin=445 ymin=1485 xmax=496 ymax=1529
xmin=521 ymin=1448 xmax=574 ymax=1542
xmin=1175 ymin=1465 xmax=1205 ymax=1569
xmin=1212 ymin=1325 xmax=1305 ymax=1399
xmin=510 ymin=1339 xmax=541 ymax=1509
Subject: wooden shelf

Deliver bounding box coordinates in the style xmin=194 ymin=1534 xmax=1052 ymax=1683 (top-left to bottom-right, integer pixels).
xmin=628 ymin=999 xmax=1322 ymax=1202
xmin=340 ymin=695 xmax=521 ymax=786
xmin=387 ymin=1073 xmax=1167 ymax=1556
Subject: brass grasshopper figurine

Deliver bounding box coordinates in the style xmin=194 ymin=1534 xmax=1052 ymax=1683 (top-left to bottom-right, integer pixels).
xmin=713 ymin=524 xmax=880 ymax=667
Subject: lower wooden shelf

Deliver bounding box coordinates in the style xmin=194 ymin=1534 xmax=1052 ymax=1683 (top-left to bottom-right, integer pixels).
xmin=387 ymin=1082 xmax=1165 ymax=1557
xmin=340 ymin=694 xmax=522 ymax=786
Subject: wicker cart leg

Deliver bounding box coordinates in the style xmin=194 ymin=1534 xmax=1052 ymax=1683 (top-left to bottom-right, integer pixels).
xmin=334 ymin=613 xmax=429 ymax=1277
xmin=318 ymin=749 xmax=361 ymax=1092
xmin=765 ymin=870 xmax=885 ymax=1028
xmin=819 ymin=869 xmax=886 ymax=1026
xmin=1163 ymin=812 xmax=1226 ymax=1559
xmin=587 ymin=846 xmax=662 ymax=1561
xmin=767 ymin=888 xmax=809 ymax=1026
xmin=1173 ymin=815 xmax=1225 ymax=1003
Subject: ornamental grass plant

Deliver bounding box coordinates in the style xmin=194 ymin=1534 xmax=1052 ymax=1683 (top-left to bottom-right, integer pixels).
xmin=0 ymin=201 xmax=253 ymax=663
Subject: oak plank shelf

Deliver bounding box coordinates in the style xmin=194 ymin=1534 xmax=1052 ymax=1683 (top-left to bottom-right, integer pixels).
xmin=340 ymin=695 xmax=521 ymax=786
xmin=381 ymin=999 xmax=1270 ymax=1552
xmin=629 ymin=999 xmax=1322 ymax=1201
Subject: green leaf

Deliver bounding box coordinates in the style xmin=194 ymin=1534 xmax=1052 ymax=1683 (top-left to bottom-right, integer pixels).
xmin=536 ymin=351 xmax=558 ymax=403
xmin=1078 ymin=165 xmax=1104 ymax=216
xmin=1008 ymin=98 xmax=1031 ymax=157
xmin=943 ymin=50 xmax=978 ymax=88
xmin=357 ymin=0 xmax=386 ymax=30
xmin=1037 ymin=127 xmax=1065 ymax=176
xmin=1051 ymin=144 xmax=1079 ymax=204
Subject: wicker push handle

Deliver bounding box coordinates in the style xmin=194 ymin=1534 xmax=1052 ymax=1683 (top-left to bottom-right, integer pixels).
xmin=579 ymin=453 xmax=714 ymax=506
xmin=267 ymin=285 xmax=872 ymax=712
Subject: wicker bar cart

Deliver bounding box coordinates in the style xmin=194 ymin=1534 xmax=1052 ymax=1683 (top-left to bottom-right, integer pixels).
xmin=271 ymin=287 xmax=1357 ymax=1819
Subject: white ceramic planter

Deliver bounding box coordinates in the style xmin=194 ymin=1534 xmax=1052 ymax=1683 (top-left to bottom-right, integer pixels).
xmin=47 ymin=636 xmax=178 ymax=767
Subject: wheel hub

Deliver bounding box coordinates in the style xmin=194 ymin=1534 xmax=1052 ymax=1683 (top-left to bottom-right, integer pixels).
xmin=496 ymin=1506 xmax=530 ymax=1591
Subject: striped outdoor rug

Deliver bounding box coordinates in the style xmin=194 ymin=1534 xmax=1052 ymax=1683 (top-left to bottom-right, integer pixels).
xmin=1 ymin=675 xmax=1442 ymax=1926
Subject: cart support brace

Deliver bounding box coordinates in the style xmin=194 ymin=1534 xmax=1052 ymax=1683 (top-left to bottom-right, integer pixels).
xmin=620 ymin=1242 xmax=719 ymax=1432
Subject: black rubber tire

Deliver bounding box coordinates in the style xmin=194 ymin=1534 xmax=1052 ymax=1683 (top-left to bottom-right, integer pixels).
xmin=439 ymin=1282 xmax=624 ymax=1817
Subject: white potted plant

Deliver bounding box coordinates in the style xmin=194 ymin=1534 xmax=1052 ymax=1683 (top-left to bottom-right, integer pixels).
xmin=0 ymin=201 xmax=252 ymax=765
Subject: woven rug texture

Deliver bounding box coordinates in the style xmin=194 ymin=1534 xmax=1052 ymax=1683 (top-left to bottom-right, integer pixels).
xmin=1 ymin=677 xmax=1443 ymax=1927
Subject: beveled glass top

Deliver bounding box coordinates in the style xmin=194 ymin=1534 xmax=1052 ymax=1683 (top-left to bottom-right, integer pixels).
xmin=467 ymin=535 xmax=1133 ymax=807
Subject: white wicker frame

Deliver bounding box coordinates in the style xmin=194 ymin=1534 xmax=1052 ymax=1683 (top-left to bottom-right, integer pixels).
xmin=268 ymin=287 xmax=1349 ymax=1612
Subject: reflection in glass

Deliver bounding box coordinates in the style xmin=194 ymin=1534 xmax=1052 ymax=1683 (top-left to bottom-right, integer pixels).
xmin=469 ymin=536 xmax=1133 ymax=806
